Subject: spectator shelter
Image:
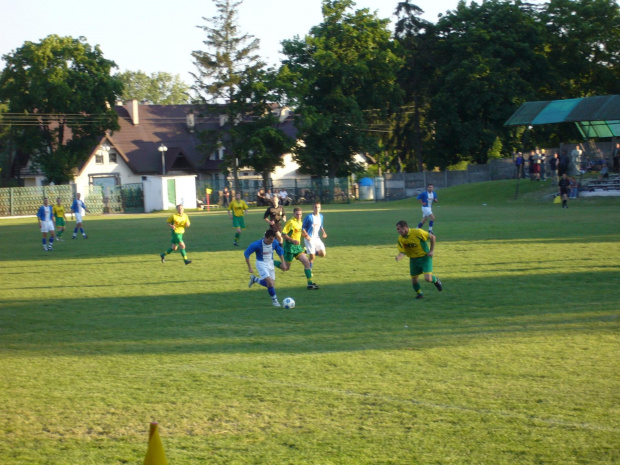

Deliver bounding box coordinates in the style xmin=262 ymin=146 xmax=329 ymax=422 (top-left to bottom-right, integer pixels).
xmin=504 ymin=95 xmax=620 ymax=139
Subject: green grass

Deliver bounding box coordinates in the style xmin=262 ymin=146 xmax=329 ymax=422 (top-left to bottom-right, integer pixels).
xmin=1 ymin=180 xmax=619 ymax=464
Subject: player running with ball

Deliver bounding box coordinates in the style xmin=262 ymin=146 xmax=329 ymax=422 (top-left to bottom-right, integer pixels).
xmin=245 ymin=229 xmax=288 ymax=307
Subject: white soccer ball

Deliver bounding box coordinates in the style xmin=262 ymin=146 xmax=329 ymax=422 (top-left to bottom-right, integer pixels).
xmin=282 ymin=297 xmax=295 ymax=309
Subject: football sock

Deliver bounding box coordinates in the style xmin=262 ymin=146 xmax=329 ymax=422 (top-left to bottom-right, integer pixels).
xmin=429 ymin=221 xmax=434 ymax=230
xmin=166 ymin=248 xmax=173 ymax=255
xmin=181 ymin=249 xmax=187 ymax=259
xmin=417 ymin=222 xmax=423 ymax=228
xmin=74 ymin=227 xmax=78 ymax=234
xmin=304 ymin=268 xmax=313 ymax=284
xmin=80 ymin=228 xmax=85 ymax=234
xmin=431 ymin=275 xmax=438 ymax=284
xmin=274 ymin=260 xmax=282 ymax=268
xmin=49 ymin=237 xmax=54 ymax=245
xmin=42 ymin=238 xmax=47 ymax=245
xmin=57 ymin=230 xmax=63 ymax=237
xmin=259 ymin=279 xmax=268 ymax=287
xmin=235 ymin=232 xmax=240 ymax=240
xmin=309 ymin=262 xmax=313 ymax=269
xmin=267 ymin=287 xmax=276 ymax=298
xmin=413 ymin=282 xmax=422 ymax=294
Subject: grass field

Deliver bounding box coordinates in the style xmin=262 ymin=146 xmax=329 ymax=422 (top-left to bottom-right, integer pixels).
xmin=1 ymin=179 xmax=619 ymax=464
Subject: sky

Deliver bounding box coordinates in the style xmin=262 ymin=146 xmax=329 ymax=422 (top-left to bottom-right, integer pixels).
xmin=1 ymin=0 xmax=461 ymax=86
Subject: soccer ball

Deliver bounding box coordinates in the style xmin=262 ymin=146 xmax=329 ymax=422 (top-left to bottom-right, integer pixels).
xmin=282 ymin=297 xmax=295 ymax=309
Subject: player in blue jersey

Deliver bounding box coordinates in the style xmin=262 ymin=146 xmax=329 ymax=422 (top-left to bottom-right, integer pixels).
xmin=245 ymin=229 xmax=289 ymax=307
xmin=37 ymin=197 xmax=56 ymax=251
xmin=70 ymin=193 xmax=89 ymax=239
xmin=416 ymin=184 xmax=438 ymax=235
xmin=302 ymin=202 xmax=327 ymax=269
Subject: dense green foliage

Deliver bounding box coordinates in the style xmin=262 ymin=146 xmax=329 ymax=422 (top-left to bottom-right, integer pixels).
xmin=1 ymin=182 xmax=619 ymax=464
xmin=116 ymin=70 xmax=191 ymax=104
xmin=282 ymin=0 xmax=402 ymax=177
xmin=0 ymin=35 xmax=122 ymax=184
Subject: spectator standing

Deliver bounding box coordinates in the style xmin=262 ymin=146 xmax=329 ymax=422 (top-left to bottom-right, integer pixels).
xmin=569 ymin=177 xmax=579 ymax=199
xmin=613 ymin=142 xmax=620 ymax=174
xmin=222 ymin=187 xmax=230 ymax=207
xmin=549 ymin=153 xmax=559 ymax=183
xmin=515 ymin=152 xmax=524 ymax=179
xmin=539 ymin=149 xmax=547 ymax=181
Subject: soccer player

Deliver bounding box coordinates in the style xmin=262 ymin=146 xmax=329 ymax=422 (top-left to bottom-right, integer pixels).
xmin=160 ymin=204 xmax=192 ymax=265
xmin=245 ymin=228 xmax=288 ymax=307
xmin=228 ymin=193 xmax=249 ymax=247
xmin=302 ymin=202 xmax=327 ymax=269
xmin=263 ymin=195 xmax=286 ymax=243
xmin=282 ymin=207 xmax=319 ymax=290
xmin=70 ymin=193 xmax=89 ymax=239
xmin=37 ymin=197 xmax=56 ymax=251
xmin=416 ymin=183 xmax=438 ymax=235
xmin=52 ymin=197 xmax=67 ymax=240
xmin=395 ymin=220 xmax=442 ymax=299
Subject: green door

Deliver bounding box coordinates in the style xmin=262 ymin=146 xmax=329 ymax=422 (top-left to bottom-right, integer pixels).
xmin=167 ymin=179 xmax=176 ymax=207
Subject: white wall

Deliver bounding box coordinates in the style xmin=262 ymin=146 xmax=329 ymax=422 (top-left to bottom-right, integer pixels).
xmin=143 ymin=175 xmax=197 ymax=212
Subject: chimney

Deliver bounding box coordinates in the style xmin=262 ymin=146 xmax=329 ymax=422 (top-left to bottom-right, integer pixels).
xmin=127 ymin=99 xmax=139 ymax=125
xmin=186 ymin=112 xmax=195 ymax=133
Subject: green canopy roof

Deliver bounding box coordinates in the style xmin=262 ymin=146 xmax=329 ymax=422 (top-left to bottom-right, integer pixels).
xmin=504 ymin=95 xmax=620 ymax=138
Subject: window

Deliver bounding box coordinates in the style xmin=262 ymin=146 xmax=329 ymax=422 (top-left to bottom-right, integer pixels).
xmin=109 ymin=151 xmax=117 ymax=163
xmin=95 ymin=154 xmax=104 ymax=164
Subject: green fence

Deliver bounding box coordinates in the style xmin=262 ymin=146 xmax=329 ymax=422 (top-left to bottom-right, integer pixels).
xmin=0 ymin=183 xmax=144 ymax=217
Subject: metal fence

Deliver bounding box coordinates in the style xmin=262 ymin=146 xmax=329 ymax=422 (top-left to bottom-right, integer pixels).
xmin=197 ymin=177 xmax=352 ymax=206
xmin=0 ymin=183 xmax=145 ymax=217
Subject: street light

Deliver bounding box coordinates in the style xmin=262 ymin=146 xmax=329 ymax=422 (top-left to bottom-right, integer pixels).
xmin=158 ymin=143 xmax=168 ymax=175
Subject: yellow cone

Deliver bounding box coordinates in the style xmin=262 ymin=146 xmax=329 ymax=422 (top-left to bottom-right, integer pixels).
xmin=143 ymin=422 xmax=169 ymax=465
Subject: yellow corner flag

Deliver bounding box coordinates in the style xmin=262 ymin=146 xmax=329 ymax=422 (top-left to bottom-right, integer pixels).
xmin=553 ymin=195 xmax=561 ymax=204
xmin=143 ymin=422 xmax=169 ymax=465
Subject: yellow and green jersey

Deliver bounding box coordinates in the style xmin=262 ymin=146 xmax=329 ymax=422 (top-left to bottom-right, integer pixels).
xmin=282 ymin=217 xmax=303 ymax=242
xmin=52 ymin=205 xmax=66 ymax=218
xmin=167 ymin=213 xmax=190 ymax=234
xmin=397 ymin=228 xmax=431 ymax=258
xmin=228 ymin=199 xmax=249 ymax=217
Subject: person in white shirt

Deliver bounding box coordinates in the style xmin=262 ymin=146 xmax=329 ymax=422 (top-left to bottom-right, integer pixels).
xmin=302 ymin=202 xmax=327 ymax=269
xmin=37 ymin=197 xmax=56 ymax=251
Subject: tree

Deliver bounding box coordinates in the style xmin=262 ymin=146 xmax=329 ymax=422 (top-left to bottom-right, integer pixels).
xmin=0 ymin=35 xmax=122 ymax=184
xmin=116 ymin=70 xmax=191 ymax=104
xmin=541 ymin=0 xmax=620 ymax=97
xmin=281 ymin=0 xmax=403 ymax=177
xmin=192 ymin=0 xmax=277 ymax=192
xmin=426 ymin=0 xmax=550 ymax=167
xmin=393 ymin=0 xmax=433 ymax=172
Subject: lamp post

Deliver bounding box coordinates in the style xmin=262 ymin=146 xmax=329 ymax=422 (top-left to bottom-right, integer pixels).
xmin=158 ymin=143 xmax=168 ymax=175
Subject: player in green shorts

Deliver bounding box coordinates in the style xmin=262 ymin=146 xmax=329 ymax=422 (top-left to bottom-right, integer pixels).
xmin=52 ymin=197 xmax=67 ymax=240
xmin=281 ymin=207 xmax=319 ymax=290
xmin=228 ymin=193 xmax=249 ymax=246
xmin=395 ymin=220 xmax=442 ymax=299
xmin=160 ymin=204 xmax=192 ymax=265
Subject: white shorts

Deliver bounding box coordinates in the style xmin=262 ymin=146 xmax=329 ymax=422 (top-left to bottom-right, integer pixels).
xmin=74 ymin=212 xmax=83 ymax=223
xmin=304 ymin=237 xmax=325 ymax=255
xmin=255 ymin=260 xmax=276 ymax=281
xmin=421 ymin=206 xmax=433 ymax=218
xmin=40 ymin=220 xmax=55 ymax=233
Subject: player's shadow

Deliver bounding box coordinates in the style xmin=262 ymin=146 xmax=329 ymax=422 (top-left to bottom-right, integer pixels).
xmin=1 ymin=271 xmax=618 ymax=357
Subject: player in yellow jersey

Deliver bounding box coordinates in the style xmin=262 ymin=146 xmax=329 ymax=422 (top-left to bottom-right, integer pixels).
xmin=160 ymin=204 xmax=191 ymax=265
xmin=282 ymin=207 xmax=319 ymax=289
xmin=228 ymin=192 xmax=249 ymax=246
xmin=52 ymin=197 xmax=67 ymax=240
xmin=395 ymin=220 xmax=442 ymax=299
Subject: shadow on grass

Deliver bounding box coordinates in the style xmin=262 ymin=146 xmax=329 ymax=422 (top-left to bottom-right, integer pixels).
xmin=2 ymin=272 xmax=618 ymax=357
